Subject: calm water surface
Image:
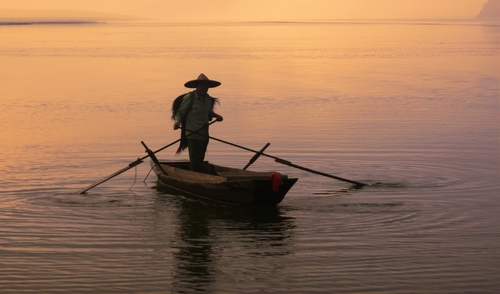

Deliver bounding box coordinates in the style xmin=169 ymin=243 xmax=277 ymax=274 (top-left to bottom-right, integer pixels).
xmin=1 ymin=20 xmax=499 ymax=293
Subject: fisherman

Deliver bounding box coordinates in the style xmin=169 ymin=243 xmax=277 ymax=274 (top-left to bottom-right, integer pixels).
xmin=173 ymin=73 xmax=223 ymax=172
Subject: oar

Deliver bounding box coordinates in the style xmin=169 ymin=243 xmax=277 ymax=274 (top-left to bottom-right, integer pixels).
xmin=184 ymin=129 xmax=369 ymax=187
xmin=273 ymin=157 xmax=368 ymax=187
xmin=243 ymin=142 xmax=270 ymax=170
xmin=76 ymin=120 xmax=217 ymax=194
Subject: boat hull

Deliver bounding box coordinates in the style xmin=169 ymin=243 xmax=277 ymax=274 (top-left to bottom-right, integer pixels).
xmin=152 ymin=160 xmax=297 ymax=205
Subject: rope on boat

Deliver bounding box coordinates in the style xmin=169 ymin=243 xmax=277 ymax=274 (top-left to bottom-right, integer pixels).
xmin=143 ymin=165 xmax=156 ymax=183
xmin=128 ymin=163 xmax=140 ymax=191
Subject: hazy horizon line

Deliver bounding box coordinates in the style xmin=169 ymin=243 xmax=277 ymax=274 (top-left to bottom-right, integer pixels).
xmin=0 ymin=7 xmax=491 ymax=23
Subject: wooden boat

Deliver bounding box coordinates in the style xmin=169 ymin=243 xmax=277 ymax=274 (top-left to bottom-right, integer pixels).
xmin=151 ymin=160 xmax=298 ymax=205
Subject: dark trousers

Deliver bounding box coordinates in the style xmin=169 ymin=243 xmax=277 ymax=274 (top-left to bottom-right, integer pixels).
xmin=187 ymin=138 xmax=209 ymax=172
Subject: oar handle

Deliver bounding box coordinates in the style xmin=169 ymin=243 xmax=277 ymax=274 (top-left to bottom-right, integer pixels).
xmin=243 ymin=142 xmax=270 ymax=170
xmin=141 ymin=141 xmax=168 ymax=175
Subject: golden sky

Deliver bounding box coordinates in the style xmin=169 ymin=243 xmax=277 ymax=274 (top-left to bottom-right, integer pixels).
xmin=0 ymin=0 xmax=489 ymax=20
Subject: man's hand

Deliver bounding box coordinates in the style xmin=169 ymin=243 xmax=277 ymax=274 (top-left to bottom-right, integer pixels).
xmin=214 ymin=114 xmax=223 ymax=122
xmin=173 ymin=122 xmax=181 ymax=130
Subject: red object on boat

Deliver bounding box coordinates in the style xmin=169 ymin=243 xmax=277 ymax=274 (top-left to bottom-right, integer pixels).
xmin=269 ymin=173 xmax=284 ymax=192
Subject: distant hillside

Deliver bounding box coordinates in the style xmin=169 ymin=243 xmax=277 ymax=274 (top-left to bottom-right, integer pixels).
xmin=477 ymin=0 xmax=500 ymax=18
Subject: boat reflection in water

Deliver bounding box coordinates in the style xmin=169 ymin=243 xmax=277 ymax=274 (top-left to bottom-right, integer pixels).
xmin=152 ymin=190 xmax=296 ymax=292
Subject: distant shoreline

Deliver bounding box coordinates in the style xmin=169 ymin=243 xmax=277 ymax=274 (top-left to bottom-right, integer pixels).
xmin=1 ymin=18 xmax=498 ymax=27
xmin=0 ymin=20 xmax=104 ymax=26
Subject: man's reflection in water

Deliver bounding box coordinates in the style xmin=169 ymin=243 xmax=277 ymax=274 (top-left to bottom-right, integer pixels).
xmin=172 ymin=199 xmax=217 ymax=292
